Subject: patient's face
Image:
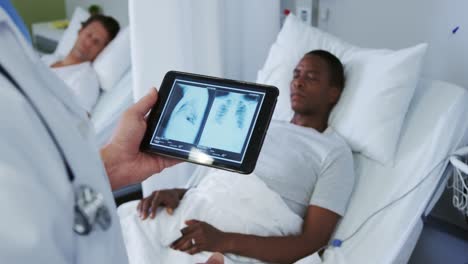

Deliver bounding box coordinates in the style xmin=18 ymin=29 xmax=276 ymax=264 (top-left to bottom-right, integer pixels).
xmin=71 ymin=21 xmax=111 ymax=62
xmin=290 ymin=55 xmax=333 ymax=115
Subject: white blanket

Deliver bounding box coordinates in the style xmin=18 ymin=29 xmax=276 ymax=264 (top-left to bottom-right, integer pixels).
xmin=118 ymin=170 xmax=303 ymax=264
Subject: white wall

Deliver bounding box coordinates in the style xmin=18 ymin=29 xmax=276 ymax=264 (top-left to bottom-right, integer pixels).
xmin=318 ymin=0 xmax=468 ymax=89
xmin=65 ymin=0 xmax=129 ymax=26
xmin=128 ymin=0 xmax=279 ymax=100
xmin=223 ymin=0 xmax=280 ymax=82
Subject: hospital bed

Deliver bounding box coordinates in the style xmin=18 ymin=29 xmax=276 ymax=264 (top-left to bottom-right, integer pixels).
xmin=324 ymin=79 xmax=468 ymax=263
xmin=137 ymin=78 xmax=468 ymax=264
xmin=125 ymin=3 xmax=468 ymax=263
xmin=91 ymin=70 xmax=133 ymax=146
xmin=44 ymin=6 xmax=134 ymax=147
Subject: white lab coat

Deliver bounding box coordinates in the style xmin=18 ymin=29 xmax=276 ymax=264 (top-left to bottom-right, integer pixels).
xmin=0 ymin=8 xmax=128 ymax=264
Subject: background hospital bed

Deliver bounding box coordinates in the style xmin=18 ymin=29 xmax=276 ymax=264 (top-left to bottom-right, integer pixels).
xmin=42 ymin=6 xmax=134 ymax=149
xmin=91 ymin=69 xmax=133 ymax=146
xmin=35 ymin=5 xmax=138 ymax=202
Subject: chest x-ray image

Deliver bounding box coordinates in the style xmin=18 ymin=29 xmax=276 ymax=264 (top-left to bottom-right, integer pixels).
xmin=198 ymin=91 xmax=261 ymax=153
xmin=154 ymin=80 xmax=263 ymax=155
xmin=160 ymin=83 xmax=209 ymax=144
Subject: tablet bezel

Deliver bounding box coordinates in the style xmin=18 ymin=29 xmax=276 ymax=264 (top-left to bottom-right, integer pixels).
xmin=140 ymin=71 xmax=278 ymax=174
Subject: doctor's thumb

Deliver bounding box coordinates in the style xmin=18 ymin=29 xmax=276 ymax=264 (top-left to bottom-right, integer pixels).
xmin=131 ymin=88 xmax=158 ymax=117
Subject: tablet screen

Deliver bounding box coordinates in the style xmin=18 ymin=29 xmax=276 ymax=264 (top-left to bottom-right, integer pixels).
xmin=141 ymin=71 xmax=278 ymax=174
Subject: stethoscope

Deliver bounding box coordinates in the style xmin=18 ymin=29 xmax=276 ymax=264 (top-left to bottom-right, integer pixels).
xmin=0 ymin=64 xmax=111 ymax=235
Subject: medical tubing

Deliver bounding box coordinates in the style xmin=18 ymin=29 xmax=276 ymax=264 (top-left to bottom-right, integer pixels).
xmin=323 ymin=156 xmax=449 ymax=251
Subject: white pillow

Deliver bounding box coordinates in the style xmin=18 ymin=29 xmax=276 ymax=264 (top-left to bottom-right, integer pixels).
xmin=54 ymin=7 xmax=90 ymax=57
xmin=257 ymin=14 xmax=427 ymax=164
xmin=93 ymin=26 xmax=131 ymax=91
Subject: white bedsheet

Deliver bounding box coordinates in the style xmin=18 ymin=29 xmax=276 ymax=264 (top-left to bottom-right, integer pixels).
xmin=118 ymin=170 xmax=302 ymax=264
xmin=319 ymin=79 xmax=468 ymax=264
xmin=91 ymin=69 xmax=133 ymax=146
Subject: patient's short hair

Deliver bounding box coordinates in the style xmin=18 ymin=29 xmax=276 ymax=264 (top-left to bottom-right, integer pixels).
xmin=306 ymin=50 xmax=345 ymax=91
xmin=81 ymin=14 xmax=120 ymax=42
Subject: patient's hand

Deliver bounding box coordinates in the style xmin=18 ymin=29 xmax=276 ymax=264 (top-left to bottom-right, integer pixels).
xmin=100 ymin=88 xmax=180 ymax=190
xmin=138 ymin=188 xmax=187 ymax=219
xmin=171 ymin=220 xmax=228 ymax=255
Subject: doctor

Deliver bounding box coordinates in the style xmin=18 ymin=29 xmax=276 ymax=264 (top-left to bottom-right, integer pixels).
xmin=0 ymin=4 xmax=187 ymax=263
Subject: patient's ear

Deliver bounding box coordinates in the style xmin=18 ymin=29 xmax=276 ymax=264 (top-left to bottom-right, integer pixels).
xmin=328 ymin=86 xmax=341 ymax=105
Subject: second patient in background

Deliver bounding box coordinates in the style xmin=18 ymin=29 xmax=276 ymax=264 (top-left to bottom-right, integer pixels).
xmin=41 ymin=14 xmax=119 ymax=113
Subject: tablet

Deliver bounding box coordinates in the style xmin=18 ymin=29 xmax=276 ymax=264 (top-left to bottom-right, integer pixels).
xmin=140 ymin=71 xmax=279 ymax=174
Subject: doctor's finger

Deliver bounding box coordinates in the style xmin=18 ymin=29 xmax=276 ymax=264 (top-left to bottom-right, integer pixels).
xmin=130 ymin=88 xmax=158 ymax=117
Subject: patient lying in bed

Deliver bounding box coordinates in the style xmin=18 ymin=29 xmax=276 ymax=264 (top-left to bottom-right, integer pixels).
xmin=41 ymin=15 xmax=119 ymax=113
xmin=118 ymin=50 xmax=355 ymax=264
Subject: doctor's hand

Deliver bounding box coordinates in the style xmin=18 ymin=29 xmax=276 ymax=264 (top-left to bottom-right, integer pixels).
xmin=171 ymin=220 xmax=229 ymax=255
xmin=101 ymin=88 xmax=180 ymax=190
xmin=137 ymin=188 xmax=188 ymax=219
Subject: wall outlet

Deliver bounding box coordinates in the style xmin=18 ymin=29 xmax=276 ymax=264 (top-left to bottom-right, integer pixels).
xmin=296 ymin=7 xmax=312 ymax=25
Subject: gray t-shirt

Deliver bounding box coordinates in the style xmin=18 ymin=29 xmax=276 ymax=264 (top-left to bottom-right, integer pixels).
xmin=254 ymin=120 xmax=355 ymax=218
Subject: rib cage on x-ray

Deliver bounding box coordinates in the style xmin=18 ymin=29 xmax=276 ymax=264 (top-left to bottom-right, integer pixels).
xmin=199 ymin=92 xmax=259 ymax=153
xmin=215 ymin=99 xmax=248 ymax=129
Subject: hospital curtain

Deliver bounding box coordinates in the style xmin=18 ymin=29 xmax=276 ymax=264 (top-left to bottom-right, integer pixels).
xmin=129 ymin=0 xmax=280 ymax=100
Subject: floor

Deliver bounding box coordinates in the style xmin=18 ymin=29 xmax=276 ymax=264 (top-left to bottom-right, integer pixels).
xmin=409 ymin=190 xmax=468 ymax=264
